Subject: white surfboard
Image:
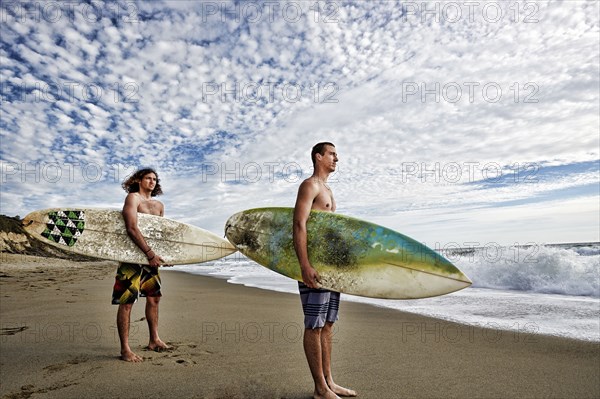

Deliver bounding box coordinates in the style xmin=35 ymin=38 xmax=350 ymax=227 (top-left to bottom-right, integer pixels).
xmin=23 ymin=208 xmax=236 ymax=265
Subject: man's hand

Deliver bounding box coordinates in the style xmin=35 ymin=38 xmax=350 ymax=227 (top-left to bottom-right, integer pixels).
xmin=147 ymin=251 xmax=164 ymax=268
xmin=301 ymin=265 xmax=321 ymax=289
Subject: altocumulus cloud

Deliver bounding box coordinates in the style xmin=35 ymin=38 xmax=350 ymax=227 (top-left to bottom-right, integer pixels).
xmin=0 ymin=0 xmax=598 ymax=245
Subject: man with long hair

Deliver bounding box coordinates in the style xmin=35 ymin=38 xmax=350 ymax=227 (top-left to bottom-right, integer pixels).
xmin=112 ymin=168 xmax=170 ymax=362
xmin=293 ymin=143 xmax=356 ymax=399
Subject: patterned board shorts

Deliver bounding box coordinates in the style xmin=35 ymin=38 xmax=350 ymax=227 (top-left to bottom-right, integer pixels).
xmin=299 ymin=282 xmax=340 ymax=329
xmin=112 ymin=262 xmax=162 ymax=305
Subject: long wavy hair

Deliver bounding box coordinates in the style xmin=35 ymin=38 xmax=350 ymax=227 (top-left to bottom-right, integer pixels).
xmin=121 ymin=168 xmax=163 ymax=197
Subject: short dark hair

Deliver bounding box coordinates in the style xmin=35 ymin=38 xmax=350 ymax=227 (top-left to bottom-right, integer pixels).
xmin=311 ymin=142 xmax=335 ymax=166
xmin=121 ymin=168 xmax=163 ymax=197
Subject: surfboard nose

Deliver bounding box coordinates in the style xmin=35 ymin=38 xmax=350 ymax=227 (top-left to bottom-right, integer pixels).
xmin=460 ymin=271 xmax=473 ymax=286
xmin=224 ymin=214 xmax=240 ymax=244
xmin=440 ymin=257 xmax=472 ymax=286
xmin=412 ymin=270 xmax=472 ymax=298
xmin=436 ymin=254 xmax=473 ymax=289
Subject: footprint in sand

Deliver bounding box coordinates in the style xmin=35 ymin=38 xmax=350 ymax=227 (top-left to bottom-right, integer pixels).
xmin=0 ymin=326 xmax=28 ymax=335
xmin=43 ymin=356 xmax=88 ymax=375
xmin=175 ymin=358 xmax=197 ymax=365
xmin=44 ymin=364 xmax=69 ymax=374
xmin=67 ymin=356 xmax=88 ymax=365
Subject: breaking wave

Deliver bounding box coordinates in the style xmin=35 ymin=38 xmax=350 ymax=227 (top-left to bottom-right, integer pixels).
xmin=448 ymin=244 xmax=600 ymax=297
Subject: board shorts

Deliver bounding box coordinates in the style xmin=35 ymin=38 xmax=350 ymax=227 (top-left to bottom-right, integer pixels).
xmin=299 ymin=282 xmax=340 ymax=329
xmin=111 ymin=263 xmax=162 ymax=305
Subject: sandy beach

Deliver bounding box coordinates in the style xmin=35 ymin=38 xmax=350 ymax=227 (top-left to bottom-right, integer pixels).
xmin=1 ymin=254 xmax=598 ymax=399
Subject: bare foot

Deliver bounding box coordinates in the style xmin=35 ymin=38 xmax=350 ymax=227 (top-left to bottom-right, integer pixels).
xmin=328 ymin=382 xmax=356 ymax=397
xmin=147 ymin=339 xmax=171 ymax=352
xmin=120 ymin=350 xmax=143 ymax=362
xmin=313 ymin=389 xmax=340 ymax=399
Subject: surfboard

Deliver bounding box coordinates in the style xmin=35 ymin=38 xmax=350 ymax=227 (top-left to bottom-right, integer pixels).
xmin=225 ymin=208 xmax=472 ymax=299
xmin=22 ymin=208 xmax=236 ymax=265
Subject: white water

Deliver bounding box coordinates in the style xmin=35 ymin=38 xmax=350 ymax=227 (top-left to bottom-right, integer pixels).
xmin=450 ymin=244 xmax=599 ymax=297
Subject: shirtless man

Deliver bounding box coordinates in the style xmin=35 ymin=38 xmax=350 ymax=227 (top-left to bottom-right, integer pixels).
xmin=112 ymin=168 xmax=170 ymax=362
xmin=293 ymin=143 xmax=357 ymax=399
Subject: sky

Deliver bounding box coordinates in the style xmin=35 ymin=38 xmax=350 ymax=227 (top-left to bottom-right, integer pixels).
xmin=1 ymin=0 xmax=599 ymax=247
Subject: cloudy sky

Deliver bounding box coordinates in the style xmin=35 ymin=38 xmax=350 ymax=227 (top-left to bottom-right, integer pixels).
xmin=1 ymin=0 xmax=598 ymax=247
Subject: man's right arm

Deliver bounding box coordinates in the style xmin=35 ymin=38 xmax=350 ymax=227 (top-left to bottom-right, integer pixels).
xmin=293 ymin=180 xmax=320 ymax=288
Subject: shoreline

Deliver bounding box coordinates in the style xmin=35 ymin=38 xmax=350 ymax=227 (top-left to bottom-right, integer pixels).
xmin=185 ymin=271 xmax=600 ymax=346
xmin=171 ymin=265 xmax=600 ymax=343
xmin=1 ymin=254 xmax=599 ymax=399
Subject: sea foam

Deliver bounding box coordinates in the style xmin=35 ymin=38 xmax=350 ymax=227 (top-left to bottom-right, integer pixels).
xmin=450 ymin=244 xmax=599 ymax=297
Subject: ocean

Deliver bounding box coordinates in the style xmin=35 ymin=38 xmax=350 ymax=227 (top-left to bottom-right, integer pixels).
xmin=170 ymin=243 xmax=600 ymax=342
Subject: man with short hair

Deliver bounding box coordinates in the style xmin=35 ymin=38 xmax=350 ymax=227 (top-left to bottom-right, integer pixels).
xmin=293 ymin=143 xmax=356 ymax=399
xmin=112 ymin=168 xmax=170 ymax=362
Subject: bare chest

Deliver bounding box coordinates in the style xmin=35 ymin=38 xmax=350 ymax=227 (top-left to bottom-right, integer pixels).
xmin=137 ymin=200 xmax=162 ymax=216
xmin=313 ymin=189 xmax=336 ymax=212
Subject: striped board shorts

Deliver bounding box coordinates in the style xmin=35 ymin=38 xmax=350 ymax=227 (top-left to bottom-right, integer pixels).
xmin=299 ymin=282 xmax=340 ymax=329
xmin=112 ymin=263 xmax=162 ymax=305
